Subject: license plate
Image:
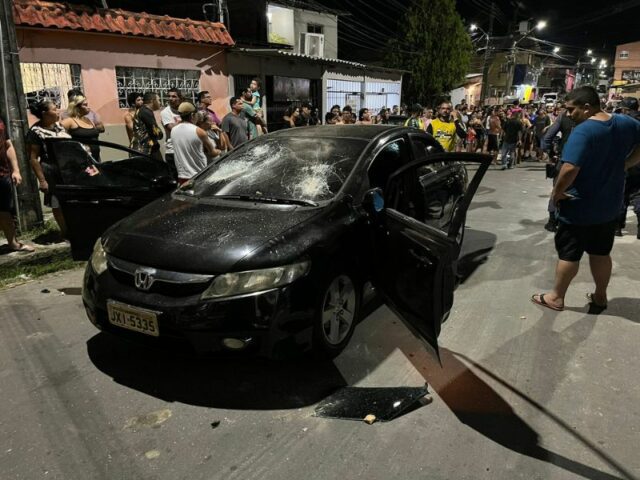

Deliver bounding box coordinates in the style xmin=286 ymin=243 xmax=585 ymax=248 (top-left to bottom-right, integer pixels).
xmin=107 ymin=300 xmax=160 ymax=337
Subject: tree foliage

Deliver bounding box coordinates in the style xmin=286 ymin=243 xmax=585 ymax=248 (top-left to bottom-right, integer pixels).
xmin=386 ymin=0 xmax=473 ymax=105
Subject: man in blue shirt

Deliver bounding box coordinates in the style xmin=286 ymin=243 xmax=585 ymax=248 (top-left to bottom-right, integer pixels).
xmin=532 ymin=86 xmax=640 ymax=312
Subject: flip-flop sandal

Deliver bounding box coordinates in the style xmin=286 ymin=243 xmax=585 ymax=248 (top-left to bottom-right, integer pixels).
xmin=586 ymin=293 xmax=607 ymax=309
xmin=10 ymin=243 xmax=35 ymax=254
xmin=531 ymin=293 xmax=564 ymax=311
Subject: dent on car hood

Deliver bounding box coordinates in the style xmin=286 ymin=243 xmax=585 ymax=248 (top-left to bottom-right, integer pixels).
xmin=103 ymin=196 xmax=320 ymax=274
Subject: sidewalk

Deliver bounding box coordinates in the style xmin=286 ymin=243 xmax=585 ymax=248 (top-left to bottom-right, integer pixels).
xmin=0 ymin=214 xmax=75 ymax=286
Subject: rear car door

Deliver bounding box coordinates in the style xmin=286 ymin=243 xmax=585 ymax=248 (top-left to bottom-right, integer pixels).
xmin=44 ymin=138 xmax=175 ymax=260
xmin=368 ymin=151 xmax=491 ymax=359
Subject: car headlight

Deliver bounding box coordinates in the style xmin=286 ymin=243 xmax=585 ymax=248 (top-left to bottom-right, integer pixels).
xmin=90 ymin=238 xmax=108 ymax=275
xmin=201 ymin=261 xmax=311 ymax=300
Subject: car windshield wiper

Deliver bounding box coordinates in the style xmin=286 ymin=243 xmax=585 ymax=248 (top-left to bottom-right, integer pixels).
xmin=214 ymin=195 xmax=319 ymax=207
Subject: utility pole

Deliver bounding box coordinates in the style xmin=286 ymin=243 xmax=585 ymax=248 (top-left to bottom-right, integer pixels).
xmin=0 ymin=0 xmax=43 ymax=230
xmin=503 ymin=2 xmax=521 ymax=103
xmin=479 ymin=1 xmax=495 ymax=106
xmin=503 ymin=19 xmax=547 ymax=104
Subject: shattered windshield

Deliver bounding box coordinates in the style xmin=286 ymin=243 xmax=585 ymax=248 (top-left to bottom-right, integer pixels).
xmin=191 ymin=137 xmax=367 ymax=202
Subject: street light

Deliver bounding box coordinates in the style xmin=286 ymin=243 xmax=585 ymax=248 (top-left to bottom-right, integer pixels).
xmin=469 ymin=23 xmax=491 ymax=105
xmin=536 ymin=20 xmax=547 ymax=30
xmin=469 ymin=23 xmax=488 ymax=36
xmin=587 ymin=49 xmax=593 ymax=55
xmin=553 ymin=47 xmax=560 ymax=54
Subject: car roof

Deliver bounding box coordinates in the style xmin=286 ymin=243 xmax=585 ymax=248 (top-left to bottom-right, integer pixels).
xmin=268 ymin=125 xmax=405 ymax=140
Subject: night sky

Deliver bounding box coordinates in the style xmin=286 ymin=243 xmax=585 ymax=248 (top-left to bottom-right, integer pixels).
xmin=316 ymin=0 xmax=640 ymax=63
xmin=68 ymin=0 xmax=640 ymax=64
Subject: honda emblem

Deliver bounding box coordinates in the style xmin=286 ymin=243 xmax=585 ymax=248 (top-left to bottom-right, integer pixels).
xmin=134 ymin=267 xmax=156 ymax=291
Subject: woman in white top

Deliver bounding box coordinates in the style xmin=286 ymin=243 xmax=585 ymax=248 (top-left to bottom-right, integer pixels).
xmin=171 ymin=102 xmax=218 ymax=185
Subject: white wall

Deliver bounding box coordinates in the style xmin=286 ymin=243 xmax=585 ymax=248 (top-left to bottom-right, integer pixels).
xmin=450 ymin=87 xmax=466 ymax=107
xmin=325 ymin=73 xmax=402 ymax=116
xmin=293 ymin=9 xmax=338 ymax=59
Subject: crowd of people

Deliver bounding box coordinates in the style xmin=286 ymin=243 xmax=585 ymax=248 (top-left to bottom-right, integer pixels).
xmin=2 ymin=79 xmax=639 ymax=254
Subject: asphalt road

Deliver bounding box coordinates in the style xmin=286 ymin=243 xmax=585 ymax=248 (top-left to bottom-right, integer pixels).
xmin=1 ymin=163 xmax=639 ymax=480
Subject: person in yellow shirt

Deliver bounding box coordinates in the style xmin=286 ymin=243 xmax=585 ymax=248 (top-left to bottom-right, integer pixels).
xmin=427 ymin=101 xmax=467 ymax=152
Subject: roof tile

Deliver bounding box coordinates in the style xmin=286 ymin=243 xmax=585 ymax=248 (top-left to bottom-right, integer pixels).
xmin=13 ymin=0 xmax=235 ymax=47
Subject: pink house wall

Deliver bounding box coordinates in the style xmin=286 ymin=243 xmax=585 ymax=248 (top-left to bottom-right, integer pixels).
xmin=17 ymin=28 xmax=230 ymax=126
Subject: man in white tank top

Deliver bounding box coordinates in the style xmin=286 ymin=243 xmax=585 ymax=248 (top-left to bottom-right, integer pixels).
xmin=172 ymin=102 xmax=219 ymax=185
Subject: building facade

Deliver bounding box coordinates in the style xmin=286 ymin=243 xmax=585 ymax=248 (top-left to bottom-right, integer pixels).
xmin=612 ymin=41 xmax=640 ymax=97
xmin=226 ymin=0 xmax=403 ymax=128
xmin=13 ymin=0 xmax=234 ymax=148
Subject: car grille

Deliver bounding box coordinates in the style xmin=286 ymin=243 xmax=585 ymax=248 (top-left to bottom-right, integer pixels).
xmin=107 ymin=255 xmax=213 ymax=297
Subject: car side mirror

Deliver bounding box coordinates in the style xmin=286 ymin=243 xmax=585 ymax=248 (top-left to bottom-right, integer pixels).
xmin=362 ymin=188 xmax=384 ymax=215
xmin=151 ymin=176 xmax=176 ymax=189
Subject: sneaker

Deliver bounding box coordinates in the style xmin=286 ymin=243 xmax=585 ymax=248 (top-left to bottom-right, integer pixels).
xmin=501 ymin=165 xmax=507 ymax=170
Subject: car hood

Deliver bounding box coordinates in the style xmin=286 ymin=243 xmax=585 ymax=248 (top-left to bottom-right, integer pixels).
xmin=103 ymin=195 xmax=321 ymax=274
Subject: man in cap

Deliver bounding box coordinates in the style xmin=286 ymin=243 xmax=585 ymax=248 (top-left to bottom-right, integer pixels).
xmin=170 ymin=102 xmax=218 ymax=185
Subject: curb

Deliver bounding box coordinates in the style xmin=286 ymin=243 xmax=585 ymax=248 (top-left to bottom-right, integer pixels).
xmin=0 ymin=243 xmax=84 ymax=288
xmin=0 ymin=242 xmax=71 ymax=269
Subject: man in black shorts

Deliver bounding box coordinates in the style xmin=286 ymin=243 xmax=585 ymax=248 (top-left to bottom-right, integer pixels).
xmin=532 ymin=87 xmax=640 ymax=312
xmin=0 ymin=112 xmax=35 ymax=253
xmin=486 ymin=108 xmax=501 ymax=163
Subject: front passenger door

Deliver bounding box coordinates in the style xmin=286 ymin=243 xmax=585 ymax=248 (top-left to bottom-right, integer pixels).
xmin=368 ymin=153 xmax=491 ymax=359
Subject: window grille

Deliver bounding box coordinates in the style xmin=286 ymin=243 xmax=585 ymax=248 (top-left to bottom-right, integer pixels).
xmin=115 ymin=67 xmax=201 ymax=108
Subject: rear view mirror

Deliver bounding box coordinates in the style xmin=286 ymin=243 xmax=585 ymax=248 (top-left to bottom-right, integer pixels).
xmin=362 ymin=188 xmax=384 ymax=215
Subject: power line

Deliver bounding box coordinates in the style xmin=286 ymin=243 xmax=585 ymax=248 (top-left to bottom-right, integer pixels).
xmin=342 ymin=0 xmax=400 ymax=37
xmin=464 ymin=0 xmax=508 ymax=27
xmin=337 ymin=28 xmax=419 ymax=55
xmin=553 ymin=0 xmax=640 ymax=32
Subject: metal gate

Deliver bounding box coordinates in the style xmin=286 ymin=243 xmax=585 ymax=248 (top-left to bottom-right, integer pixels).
xmin=20 ymin=62 xmax=83 ymax=110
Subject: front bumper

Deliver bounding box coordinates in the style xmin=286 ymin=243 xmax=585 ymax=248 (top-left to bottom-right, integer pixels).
xmin=81 ymin=263 xmax=317 ymax=358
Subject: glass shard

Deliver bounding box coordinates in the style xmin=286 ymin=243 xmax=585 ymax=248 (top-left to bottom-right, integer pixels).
xmin=314 ymin=385 xmax=429 ymax=422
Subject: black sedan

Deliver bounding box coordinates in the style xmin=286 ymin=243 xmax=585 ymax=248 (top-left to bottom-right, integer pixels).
xmin=45 ymin=126 xmax=490 ymax=359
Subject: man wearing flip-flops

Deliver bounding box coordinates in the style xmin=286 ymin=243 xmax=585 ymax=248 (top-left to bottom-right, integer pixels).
xmin=532 ymin=86 xmax=640 ymax=313
xmin=0 ymin=112 xmax=35 ymax=254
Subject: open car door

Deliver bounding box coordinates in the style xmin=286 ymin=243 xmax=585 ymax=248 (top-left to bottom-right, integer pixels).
xmin=44 ymin=138 xmax=176 ymax=260
xmin=368 ymin=152 xmax=491 ymax=360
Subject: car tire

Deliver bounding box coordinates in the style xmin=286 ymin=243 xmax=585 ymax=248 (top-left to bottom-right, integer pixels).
xmin=312 ymin=273 xmax=360 ymax=359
